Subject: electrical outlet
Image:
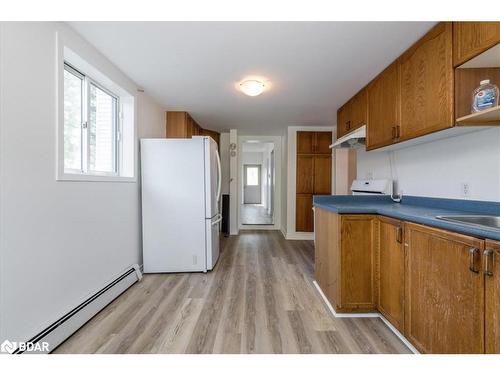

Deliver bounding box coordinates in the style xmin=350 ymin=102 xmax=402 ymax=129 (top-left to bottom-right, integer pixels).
xmin=461 ymin=183 xmax=470 ymax=198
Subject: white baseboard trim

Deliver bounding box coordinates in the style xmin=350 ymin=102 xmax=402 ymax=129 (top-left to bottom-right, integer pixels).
xmin=312 ymin=280 xmax=419 ymax=354
xmin=285 ymin=232 xmax=314 ymax=241
xmin=15 ymin=264 xmax=142 ymax=354
xmin=280 ymin=228 xmax=287 ymax=239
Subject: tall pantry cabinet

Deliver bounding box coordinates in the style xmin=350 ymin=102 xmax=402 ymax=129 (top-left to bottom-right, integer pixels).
xmin=296 ymin=131 xmax=332 ymax=232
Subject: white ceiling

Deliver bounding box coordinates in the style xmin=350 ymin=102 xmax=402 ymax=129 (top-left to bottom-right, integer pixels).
xmin=68 ymin=22 xmax=436 ymax=135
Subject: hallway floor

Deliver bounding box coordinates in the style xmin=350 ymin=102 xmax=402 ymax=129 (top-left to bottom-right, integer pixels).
xmin=240 ymin=204 xmax=273 ymax=225
xmin=54 ymin=231 xmax=410 ymax=354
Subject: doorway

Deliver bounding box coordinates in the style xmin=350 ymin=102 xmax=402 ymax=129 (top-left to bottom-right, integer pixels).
xmin=240 ymin=140 xmax=276 ymax=226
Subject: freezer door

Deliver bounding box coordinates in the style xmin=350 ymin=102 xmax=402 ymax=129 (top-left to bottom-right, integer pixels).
xmin=204 ymin=137 xmax=221 ymax=219
xmin=206 ymin=214 xmax=222 ymax=270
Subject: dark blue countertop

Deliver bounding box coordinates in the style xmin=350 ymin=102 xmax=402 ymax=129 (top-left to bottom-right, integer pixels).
xmin=313 ymin=195 xmax=500 ymax=241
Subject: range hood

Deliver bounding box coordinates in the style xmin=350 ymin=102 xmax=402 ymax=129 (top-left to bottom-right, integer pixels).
xmin=330 ymin=125 xmax=366 ymax=149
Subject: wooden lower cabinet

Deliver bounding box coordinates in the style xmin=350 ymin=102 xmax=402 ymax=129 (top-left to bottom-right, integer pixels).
xmin=340 ymin=215 xmax=378 ymax=312
xmin=314 ymin=207 xmax=341 ymax=307
xmin=485 ymin=240 xmax=500 ymax=354
xmin=377 ymin=216 xmax=404 ymax=331
xmin=404 ymin=222 xmax=485 ymax=353
xmin=314 ymin=209 xmax=377 ymax=312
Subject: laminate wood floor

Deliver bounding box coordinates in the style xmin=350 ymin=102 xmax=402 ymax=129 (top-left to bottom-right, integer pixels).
xmin=54 ymin=231 xmax=411 ymax=354
xmin=241 ymin=204 xmax=273 ymax=225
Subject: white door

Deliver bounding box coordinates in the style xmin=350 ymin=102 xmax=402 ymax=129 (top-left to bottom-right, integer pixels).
xmin=243 ymin=164 xmax=261 ymax=204
xmin=204 ymin=137 xmax=221 ymax=219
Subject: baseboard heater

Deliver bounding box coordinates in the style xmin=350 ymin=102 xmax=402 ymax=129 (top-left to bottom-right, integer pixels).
xmin=13 ymin=264 xmax=142 ymax=354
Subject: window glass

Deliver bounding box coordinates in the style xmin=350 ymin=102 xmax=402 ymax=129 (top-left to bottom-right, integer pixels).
xmin=63 ymin=68 xmax=83 ymax=171
xmin=246 ymin=166 xmax=259 ymax=186
xmin=88 ymin=83 xmax=117 ymax=173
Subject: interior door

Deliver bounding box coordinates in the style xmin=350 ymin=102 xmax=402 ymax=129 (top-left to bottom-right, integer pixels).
xmin=243 ymin=164 xmax=261 ymax=204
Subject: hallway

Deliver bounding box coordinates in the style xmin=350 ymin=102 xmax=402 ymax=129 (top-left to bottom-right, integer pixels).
xmin=240 ymin=204 xmax=273 ymax=225
xmin=54 ymin=231 xmax=410 ymax=354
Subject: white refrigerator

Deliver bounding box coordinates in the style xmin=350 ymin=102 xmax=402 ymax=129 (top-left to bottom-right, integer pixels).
xmin=140 ymin=136 xmax=222 ymax=273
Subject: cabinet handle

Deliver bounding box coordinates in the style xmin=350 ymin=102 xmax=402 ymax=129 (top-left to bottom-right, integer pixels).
xmin=484 ymin=249 xmax=494 ymax=277
xmin=469 ymin=248 xmax=480 ymax=273
xmin=396 ymin=226 xmax=403 ymax=244
xmin=345 ymin=121 xmax=351 ymax=131
xmin=395 ymin=125 xmax=401 ymax=139
xmin=392 ymin=126 xmax=396 ymax=140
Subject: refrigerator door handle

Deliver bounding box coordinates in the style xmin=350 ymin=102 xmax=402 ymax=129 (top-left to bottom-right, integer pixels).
xmin=215 ymin=148 xmax=222 ymax=203
xmin=212 ymin=213 xmax=223 ymax=225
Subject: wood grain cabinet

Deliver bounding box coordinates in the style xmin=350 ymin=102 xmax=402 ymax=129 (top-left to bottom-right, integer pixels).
xmin=336 ymin=103 xmax=351 ymax=139
xmin=485 ymin=239 xmax=500 ymax=354
xmin=295 ymin=132 xmax=332 ymax=233
xmin=404 ymin=222 xmax=485 ymax=354
xmin=166 ymin=111 xmax=220 ymax=147
xmin=366 ymin=61 xmax=401 ymax=150
xmin=453 ymin=22 xmax=500 ymax=67
xmin=314 ymin=208 xmax=377 ymax=313
xmin=336 ymin=91 xmax=367 ymax=140
xmin=377 ymin=216 xmax=404 ymax=331
xmin=400 ymin=22 xmax=454 ymax=141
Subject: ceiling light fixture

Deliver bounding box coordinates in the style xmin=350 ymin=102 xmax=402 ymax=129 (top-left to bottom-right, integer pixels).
xmin=240 ymin=80 xmax=265 ymax=97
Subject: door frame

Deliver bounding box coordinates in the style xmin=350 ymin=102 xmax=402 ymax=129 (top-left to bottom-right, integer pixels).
xmin=238 ymin=135 xmax=282 ymax=231
xmin=243 ymin=164 xmax=262 ymax=204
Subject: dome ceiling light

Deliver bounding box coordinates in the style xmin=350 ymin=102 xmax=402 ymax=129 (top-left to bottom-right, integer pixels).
xmin=239 ymin=79 xmax=266 ymax=97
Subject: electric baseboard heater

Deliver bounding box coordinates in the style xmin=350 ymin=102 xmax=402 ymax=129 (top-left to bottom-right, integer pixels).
xmin=12 ymin=264 xmax=142 ymax=354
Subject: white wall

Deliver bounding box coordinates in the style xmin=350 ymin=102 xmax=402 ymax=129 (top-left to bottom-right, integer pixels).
xmin=219 ymin=132 xmax=230 ymax=196
xmin=0 ymin=22 xmax=166 ymax=343
xmin=357 ymin=128 xmax=500 ymax=201
xmin=281 ymin=131 xmax=288 ymax=236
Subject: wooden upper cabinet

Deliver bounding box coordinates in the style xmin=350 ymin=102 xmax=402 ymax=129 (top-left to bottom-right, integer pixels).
xmin=485 ymin=239 xmax=500 ymax=354
xmin=166 ymin=111 xmax=220 ymax=147
xmin=400 ymin=22 xmax=454 ymax=140
xmin=297 ymin=131 xmax=332 ymax=154
xmin=336 ymin=102 xmax=351 ymax=139
xmin=297 ymin=131 xmax=314 ymax=154
xmin=366 ymin=61 xmax=401 ymax=150
xmin=340 ymin=215 xmax=378 ymax=312
xmin=453 ymin=22 xmax=500 ymax=66
xmin=314 ymin=132 xmax=332 ymax=154
xmin=349 ymin=88 xmax=368 ymax=131
xmin=405 ymin=222 xmax=485 ymax=354
xmin=378 ymin=216 xmax=404 ymax=332
xmin=313 ymin=155 xmax=332 ymax=195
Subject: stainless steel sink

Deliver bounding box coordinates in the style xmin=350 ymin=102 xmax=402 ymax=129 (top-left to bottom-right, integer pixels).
xmin=436 ymin=215 xmax=500 ymax=230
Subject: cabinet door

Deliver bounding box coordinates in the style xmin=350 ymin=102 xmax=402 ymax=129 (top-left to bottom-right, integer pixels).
xmin=453 ymin=22 xmax=500 ymax=66
xmin=314 ymin=208 xmax=341 ymax=308
xmin=350 ymin=89 xmax=367 ymax=130
xmin=296 ymin=194 xmax=313 ymax=232
xmin=405 ymin=222 xmax=484 ymax=353
xmin=340 ymin=215 xmax=377 ymax=312
xmin=378 ymin=217 xmax=404 ymax=331
xmin=485 ymin=239 xmax=500 ymax=354
xmin=314 ymin=132 xmax=332 ymax=154
xmin=296 ymin=155 xmax=314 ymax=194
xmin=313 ymin=155 xmax=332 ymax=195
xmin=336 ymin=103 xmax=351 ymax=139
xmin=400 ymin=22 xmax=454 ymax=140
xmin=366 ymin=61 xmax=401 ymax=150
xmin=297 ymin=131 xmax=314 ymax=154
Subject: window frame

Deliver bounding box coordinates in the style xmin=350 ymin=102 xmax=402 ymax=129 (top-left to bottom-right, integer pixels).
xmin=63 ymin=62 xmax=121 ymax=178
